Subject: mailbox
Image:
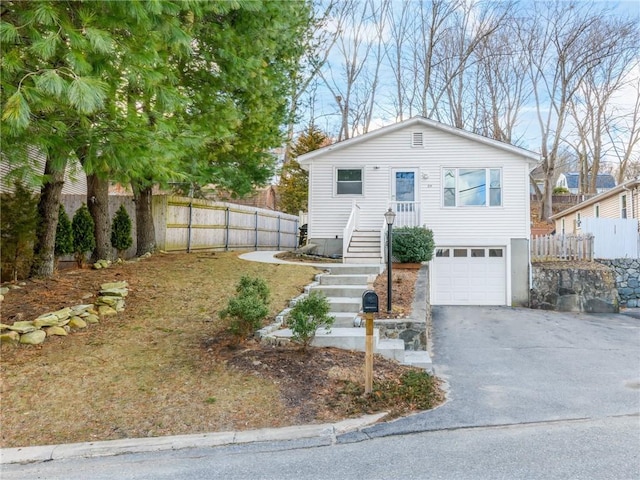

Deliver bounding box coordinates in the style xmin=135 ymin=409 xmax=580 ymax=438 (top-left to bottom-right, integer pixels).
xmin=362 ymin=290 xmax=379 ymax=313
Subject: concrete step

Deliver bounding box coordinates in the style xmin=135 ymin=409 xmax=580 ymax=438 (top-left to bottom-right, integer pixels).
xmin=376 ymin=338 xmax=405 ymax=363
xmin=331 ymin=312 xmax=360 ymax=327
xmin=312 ymin=285 xmax=368 ymax=298
xmin=319 ymin=274 xmax=370 ymax=286
xmin=326 ymin=265 xmax=383 ymax=275
xmin=327 ymin=297 xmax=361 ymax=313
xmin=344 ymin=256 xmax=383 ymax=264
xmin=403 ymin=350 xmax=433 ymax=372
xmin=348 ymin=246 xmax=380 ymax=253
xmin=350 ymin=238 xmax=379 ymax=244
xmin=352 ymin=230 xmax=379 ymax=236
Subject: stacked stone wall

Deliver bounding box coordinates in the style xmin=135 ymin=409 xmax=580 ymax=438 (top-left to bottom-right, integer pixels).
xmin=530 ymin=264 xmax=619 ymax=313
xmin=596 ymin=259 xmax=640 ymax=308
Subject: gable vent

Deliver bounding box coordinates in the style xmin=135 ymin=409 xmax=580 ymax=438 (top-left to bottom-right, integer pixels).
xmin=412 ymin=132 xmax=424 ymax=147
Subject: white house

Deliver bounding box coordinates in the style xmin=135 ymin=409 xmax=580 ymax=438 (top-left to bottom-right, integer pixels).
xmin=297 ymin=117 xmax=539 ymax=306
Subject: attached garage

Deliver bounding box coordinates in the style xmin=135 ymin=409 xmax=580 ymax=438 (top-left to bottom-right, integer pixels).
xmin=431 ymin=247 xmax=507 ymax=305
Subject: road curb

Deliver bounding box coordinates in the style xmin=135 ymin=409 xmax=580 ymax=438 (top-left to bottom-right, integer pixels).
xmin=0 ymin=413 xmax=388 ymax=465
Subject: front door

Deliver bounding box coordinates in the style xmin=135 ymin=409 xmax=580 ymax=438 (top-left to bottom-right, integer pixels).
xmin=392 ymin=169 xmax=418 ymax=227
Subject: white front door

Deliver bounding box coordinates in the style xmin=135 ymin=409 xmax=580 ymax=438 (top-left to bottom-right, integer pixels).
xmin=391 ymin=169 xmax=419 ymax=227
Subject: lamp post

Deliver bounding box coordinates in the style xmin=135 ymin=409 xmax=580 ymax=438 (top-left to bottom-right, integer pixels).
xmin=384 ymin=208 xmax=396 ymax=314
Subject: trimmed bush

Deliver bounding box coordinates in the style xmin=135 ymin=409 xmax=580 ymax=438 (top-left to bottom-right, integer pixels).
xmin=220 ymin=276 xmax=271 ymax=341
xmin=111 ymin=204 xmax=133 ymax=259
xmin=0 ymin=182 xmax=38 ymax=282
xmin=391 ymin=226 xmax=435 ymax=263
xmin=72 ymin=203 xmax=95 ymax=267
xmin=288 ymin=291 xmax=334 ymax=350
xmin=54 ymin=205 xmax=73 ymax=268
xmin=553 ymin=186 xmax=570 ymax=195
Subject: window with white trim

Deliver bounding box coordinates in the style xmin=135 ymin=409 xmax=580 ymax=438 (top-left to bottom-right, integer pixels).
xmin=443 ymin=168 xmax=502 ymax=207
xmin=594 ymin=204 xmax=600 ymax=218
xmin=621 ymin=194 xmax=628 ymax=219
xmin=336 ymin=168 xmax=363 ymax=195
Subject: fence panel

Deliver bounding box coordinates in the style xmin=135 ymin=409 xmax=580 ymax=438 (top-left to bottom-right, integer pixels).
xmin=156 ymin=196 xmax=299 ymax=253
xmin=582 ymin=217 xmax=639 ymax=259
xmin=531 ymin=234 xmax=594 ymax=262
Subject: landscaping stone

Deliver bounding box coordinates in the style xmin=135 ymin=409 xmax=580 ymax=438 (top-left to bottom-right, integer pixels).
xmin=1 ymin=331 xmax=20 ymax=343
xmin=0 ymin=287 xmax=9 ymax=295
xmin=45 ymin=326 xmax=68 ymax=336
xmin=0 ymin=323 xmax=10 ymax=331
xmin=34 ymin=314 xmax=61 ymax=328
xmin=98 ymin=305 xmax=117 ymax=316
xmin=68 ymin=317 xmax=87 ymax=329
xmin=7 ymin=321 xmax=37 ymax=334
xmin=84 ymin=314 xmax=100 ymax=324
xmin=20 ymin=330 xmax=46 ymax=345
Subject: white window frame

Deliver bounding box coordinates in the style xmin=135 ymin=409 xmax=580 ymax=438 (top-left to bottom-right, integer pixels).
xmin=594 ymin=203 xmax=600 ymax=218
xmin=620 ymin=193 xmax=628 ymax=219
xmin=335 ymin=168 xmax=363 ymax=196
xmin=442 ymin=168 xmax=502 ymax=207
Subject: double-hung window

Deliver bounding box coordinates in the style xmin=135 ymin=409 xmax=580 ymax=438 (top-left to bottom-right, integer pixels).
xmin=443 ymin=168 xmax=502 ymax=207
xmin=621 ymin=194 xmax=628 ymax=219
xmin=336 ymin=168 xmax=363 ymax=195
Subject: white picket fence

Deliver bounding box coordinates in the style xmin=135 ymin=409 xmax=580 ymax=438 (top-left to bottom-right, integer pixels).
xmin=531 ymin=234 xmax=595 ymax=262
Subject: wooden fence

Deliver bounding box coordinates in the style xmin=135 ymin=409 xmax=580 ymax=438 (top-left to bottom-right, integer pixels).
xmin=531 ymin=234 xmax=595 ymax=262
xmin=153 ymin=196 xmax=300 ymax=253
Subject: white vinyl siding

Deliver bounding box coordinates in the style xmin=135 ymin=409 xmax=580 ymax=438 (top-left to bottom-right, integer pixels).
xmin=307 ymin=125 xmax=531 ymax=243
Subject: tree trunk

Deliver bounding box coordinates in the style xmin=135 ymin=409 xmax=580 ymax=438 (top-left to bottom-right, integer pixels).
xmin=133 ymin=183 xmax=155 ymax=256
xmin=30 ymin=157 xmax=67 ymax=278
xmin=87 ymin=173 xmax=112 ymax=262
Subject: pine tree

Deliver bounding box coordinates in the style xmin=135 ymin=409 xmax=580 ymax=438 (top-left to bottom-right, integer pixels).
xmin=54 ymin=205 xmax=73 ymax=269
xmin=278 ymin=125 xmax=331 ymax=215
xmin=111 ymin=205 xmax=133 ymax=260
xmin=72 ymin=204 xmax=95 ymax=268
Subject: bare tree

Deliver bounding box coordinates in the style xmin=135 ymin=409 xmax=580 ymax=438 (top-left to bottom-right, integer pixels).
xmin=523 ymin=1 xmax=632 ymax=221
xmin=607 ymin=76 xmax=640 ymax=182
xmin=565 ymin=18 xmax=639 ymax=193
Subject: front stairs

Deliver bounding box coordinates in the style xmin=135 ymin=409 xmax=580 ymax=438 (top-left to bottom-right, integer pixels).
xmin=343 ymin=230 xmax=383 ymax=264
xmin=265 ymin=264 xmax=432 ymax=371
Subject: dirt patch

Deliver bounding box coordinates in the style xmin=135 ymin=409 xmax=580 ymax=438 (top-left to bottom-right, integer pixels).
xmin=1 ymin=252 xmax=440 ymax=448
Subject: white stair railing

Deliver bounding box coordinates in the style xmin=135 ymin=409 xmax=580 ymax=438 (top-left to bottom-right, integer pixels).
xmin=389 ymin=201 xmax=420 ymax=228
xmin=342 ymin=201 xmax=360 ymax=259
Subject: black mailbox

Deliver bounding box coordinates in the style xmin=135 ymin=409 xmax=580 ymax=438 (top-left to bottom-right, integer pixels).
xmin=362 ymin=290 xmax=379 ymax=313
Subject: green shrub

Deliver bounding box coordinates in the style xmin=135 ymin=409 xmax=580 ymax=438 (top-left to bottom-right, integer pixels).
xmin=111 ymin=204 xmax=133 ymax=259
xmin=0 ymin=182 xmax=38 ymax=282
xmin=219 ymin=276 xmax=271 ymax=341
xmin=391 ymin=226 xmax=435 ymax=263
xmin=72 ymin=203 xmax=95 ymax=267
xmin=553 ymin=186 xmax=570 ymax=195
xmin=55 ymin=205 xmax=73 ymax=263
xmin=288 ymin=291 xmax=334 ymax=350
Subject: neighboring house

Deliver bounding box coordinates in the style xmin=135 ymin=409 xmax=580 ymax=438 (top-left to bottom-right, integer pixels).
xmin=556 ymin=172 xmax=616 ymax=194
xmin=210 ymin=185 xmax=278 ymax=211
xmin=1 ymin=149 xmax=88 ymax=195
xmin=551 ymin=177 xmax=640 ymax=235
xmin=297 ymin=116 xmax=539 ymax=306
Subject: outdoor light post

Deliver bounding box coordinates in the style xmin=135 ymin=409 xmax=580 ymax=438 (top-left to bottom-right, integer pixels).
xmin=384 ymin=208 xmax=396 ymax=314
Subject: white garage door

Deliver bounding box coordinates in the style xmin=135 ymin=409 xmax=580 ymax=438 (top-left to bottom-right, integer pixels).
xmin=431 ymin=247 xmax=506 ymax=305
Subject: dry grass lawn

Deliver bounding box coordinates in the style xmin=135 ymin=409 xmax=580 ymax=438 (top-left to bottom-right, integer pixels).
xmin=1 ymin=252 xmax=442 ymax=449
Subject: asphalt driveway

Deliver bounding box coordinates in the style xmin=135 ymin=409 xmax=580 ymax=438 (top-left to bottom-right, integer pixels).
xmin=340 ymin=306 xmax=640 ymax=442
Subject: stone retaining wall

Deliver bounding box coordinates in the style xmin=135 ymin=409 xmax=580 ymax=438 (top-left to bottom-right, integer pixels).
xmin=595 ymin=259 xmax=640 ymax=308
xmin=530 ymin=264 xmax=618 ymax=313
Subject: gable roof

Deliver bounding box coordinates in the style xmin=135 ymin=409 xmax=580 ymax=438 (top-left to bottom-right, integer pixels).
xmin=551 ymin=177 xmax=640 ymax=220
xmin=561 ymin=172 xmax=616 ymax=190
xmin=297 ymin=116 xmax=540 ymax=168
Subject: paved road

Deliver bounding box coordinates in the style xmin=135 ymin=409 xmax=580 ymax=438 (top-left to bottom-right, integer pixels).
xmin=3 ymin=306 xmax=639 ymax=479
xmin=341 ymin=306 xmax=640 ymax=441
